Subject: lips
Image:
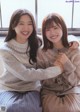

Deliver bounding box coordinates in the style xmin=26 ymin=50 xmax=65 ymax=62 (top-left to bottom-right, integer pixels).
xmin=21 ymin=31 xmax=30 ymax=36
xmin=50 ymin=35 xmax=58 ymax=39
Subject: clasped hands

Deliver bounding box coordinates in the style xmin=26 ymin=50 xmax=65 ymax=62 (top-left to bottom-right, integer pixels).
xmin=54 ymin=53 xmax=69 ymax=73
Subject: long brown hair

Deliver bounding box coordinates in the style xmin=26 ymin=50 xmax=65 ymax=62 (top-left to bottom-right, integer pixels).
xmin=42 ymin=13 xmax=69 ymax=50
xmin=5 ymin=9 xmax=39 ymax=64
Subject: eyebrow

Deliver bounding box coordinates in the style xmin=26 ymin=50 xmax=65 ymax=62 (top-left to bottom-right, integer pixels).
xmin=19 ymin=20 xmax=32 ymax=23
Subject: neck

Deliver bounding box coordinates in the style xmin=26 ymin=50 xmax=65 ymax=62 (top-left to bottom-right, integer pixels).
xmin=15 ymin=37 xmax=28 ymax=44
xmin=53 ymin=42 xmax=64 ymax=49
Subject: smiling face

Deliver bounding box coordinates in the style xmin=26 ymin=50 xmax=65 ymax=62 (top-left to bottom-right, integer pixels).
xmin=45 ymin=22 xmax=63 ymax=46
xmin=14 ymin=15 xmax=33 ymax=43
xmin=42 ymin=13 xmax=69 ymax=50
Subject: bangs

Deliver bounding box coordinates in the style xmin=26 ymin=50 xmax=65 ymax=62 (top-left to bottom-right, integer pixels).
xmin=45 ymin=20 xmax=54 ymax=29
xmin=45 ymin=19 xmax=60 ymax=30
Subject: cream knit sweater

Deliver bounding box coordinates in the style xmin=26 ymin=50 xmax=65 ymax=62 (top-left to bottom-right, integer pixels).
xmin=0 ymin=39 xmax=61 ymax=92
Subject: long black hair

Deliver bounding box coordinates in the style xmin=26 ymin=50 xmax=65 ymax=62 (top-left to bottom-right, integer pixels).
xmin=5 ymin=9 xmax=39 ymax=64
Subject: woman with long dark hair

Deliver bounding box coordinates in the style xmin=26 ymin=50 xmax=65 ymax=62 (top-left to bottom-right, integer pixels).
xmin=0 ymin=9 xmax=64 ymax=112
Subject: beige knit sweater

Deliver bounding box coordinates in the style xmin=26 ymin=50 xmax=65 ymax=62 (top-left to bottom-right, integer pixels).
xmin=37 ymin=47 xmax=80 ymax=95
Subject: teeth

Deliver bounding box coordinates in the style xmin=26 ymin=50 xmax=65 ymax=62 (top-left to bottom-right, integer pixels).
xmin=51 ymin=35 xmax=57 ymax=38
xmin=22 ymin=32 xmax=29 ymax=35
xmin=51 ymin=36 xmax=55 ymax=38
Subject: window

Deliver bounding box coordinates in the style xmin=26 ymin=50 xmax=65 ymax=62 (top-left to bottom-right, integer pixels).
xmin=0 ymin=0 xmax=80 ymax=35
xmin=73 ymin=1 xmax=80 ymax=28
xmin=37 ymin=0 xmax=80 ymax=29
xmin=0 ymin=0 xmax=35 ymax=27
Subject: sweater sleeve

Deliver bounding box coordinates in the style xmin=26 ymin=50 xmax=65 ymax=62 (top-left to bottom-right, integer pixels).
xmin=0 ymin=50 xmax=62 ymax=82
xmin=62 ymin=50 xmax=80 ymax=86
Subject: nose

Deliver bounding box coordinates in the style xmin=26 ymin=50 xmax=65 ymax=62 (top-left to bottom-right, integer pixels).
xmin=24 ymin=24 xmax=29 ymax=30
xmin=50 ymin=28 xmax=55 ymax=35
xmin=21 ymin=23 xmax=29 ymax=30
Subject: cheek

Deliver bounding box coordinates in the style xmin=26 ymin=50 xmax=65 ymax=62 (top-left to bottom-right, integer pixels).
xmin=14 ymin=26 xmax=20 ymax=31
xmin=31 ymin=27 xmax=33 ymax=32
xmin=45 ymin=32 xmax=50 ymax=38
xmin=59 ymin=30 xmax=63 ymax=36
xmin=14 ymin=28 xmax=19 ymax=34
xmin=30 ymin=26 xmax=33 ymax=33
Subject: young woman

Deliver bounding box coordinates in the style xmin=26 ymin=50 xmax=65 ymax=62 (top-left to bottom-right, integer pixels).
xmin=0 ymin=9 xmax=64 ymax=112
xmin=0 ymin=9 xmax=79 ymax=112
xmin=37 ymin=13 xmax=80 ymax=112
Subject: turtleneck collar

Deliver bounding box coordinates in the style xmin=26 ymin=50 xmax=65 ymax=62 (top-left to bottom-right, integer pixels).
xmin=7 ymin=39 xmax=29 ymax=53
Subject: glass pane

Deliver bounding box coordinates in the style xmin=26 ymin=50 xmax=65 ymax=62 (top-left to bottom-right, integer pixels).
xmin=0 ymin=1 xmax=2 ymax=27
xmin=0 ymin=0 xmax=35 ymax=27
xmin=0 ymin=15 xmax=1 ymax=28
xmin=38 ymin=0 xmax=72 ymax=28
xmin=73 ymin=1 xmax=80 ymax=28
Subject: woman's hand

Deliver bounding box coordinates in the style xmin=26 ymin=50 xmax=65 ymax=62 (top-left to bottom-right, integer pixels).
xmin=55 ymin=53 xmax=68 ymax=64
xmin=54 ymin=60 xmax=64 ymax=73
xmin=69 ymin=41 xmax=79 ymax=50
xmin=54 ymin=53 xmax=69 ymax=72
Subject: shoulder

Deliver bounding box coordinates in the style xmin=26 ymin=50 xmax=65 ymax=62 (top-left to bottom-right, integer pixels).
xmin=73 ymin=48 xmax=80 ymax=58
xmin=69 ymin=48 xmax=80 ymax=55
xmin=37 ymin=47 xmax=54 ymax=60
xmin=0 ymin=42 xmax=12 ymax=57
xmin=37 ymin=47 xmax=45 ymax=59
xmin=71 ymin=49 xmax=80 ymax=65
xmin=68 ymin=48 xmax=80 ymax=62
xmin=37 ymin=47 xmax=49 ymax=56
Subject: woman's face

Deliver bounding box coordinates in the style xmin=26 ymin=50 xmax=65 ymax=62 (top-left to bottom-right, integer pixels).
xmin=45 ymin=22 xmax=63 ymax=46
xmin=14 ymin=15 xmax=33 ymax=43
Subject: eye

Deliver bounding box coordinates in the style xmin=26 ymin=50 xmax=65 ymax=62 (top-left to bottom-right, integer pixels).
xmin=46 ymin=28 xmax=50 ymax=31
xmin=19 ymin=23 xmax=24 ymax=25
xmin=18 ymin=22 xmax=24 ymax=25
xmin=53 ymin=26 xmax=58 ymax=29
xmin=28 ymin=23 xmax=33 ymax=25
